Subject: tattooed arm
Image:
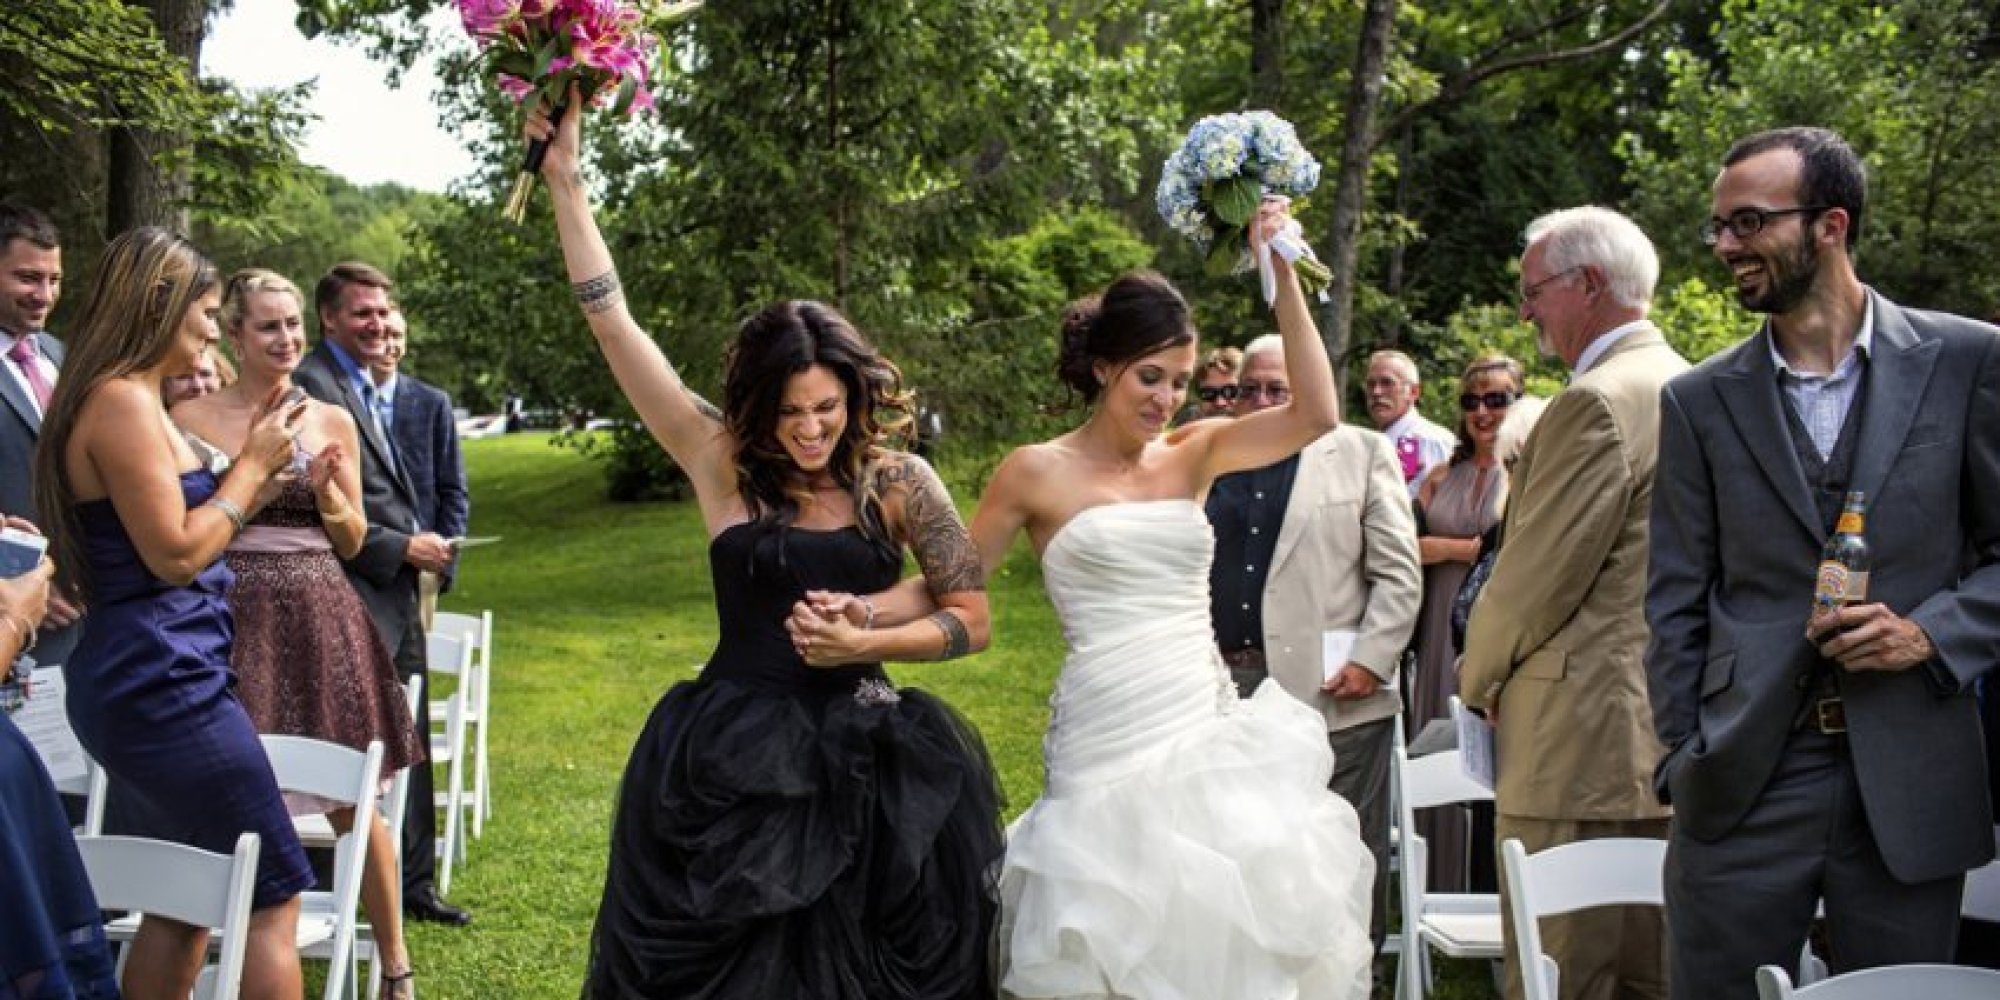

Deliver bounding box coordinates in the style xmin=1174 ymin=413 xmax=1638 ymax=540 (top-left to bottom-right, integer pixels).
xmin=789 ymin=455 xmax=989 ymax=665
xmin=527 ymin=91 xmax=735 ymax=519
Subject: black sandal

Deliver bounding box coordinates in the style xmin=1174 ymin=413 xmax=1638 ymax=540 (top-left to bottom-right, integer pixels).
xmin=379 ymin=967 xmax=416 ymax=1000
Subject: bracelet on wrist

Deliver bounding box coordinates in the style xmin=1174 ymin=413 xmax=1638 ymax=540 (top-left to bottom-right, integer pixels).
xmin=857 ymin=595 xmax=877 ymax=630
xmin=206 ymin=496 xmax=247 ymax=534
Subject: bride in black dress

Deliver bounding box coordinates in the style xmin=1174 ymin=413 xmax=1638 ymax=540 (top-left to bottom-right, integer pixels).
xmin=526 ymin=96 xmax=1004 ymax=999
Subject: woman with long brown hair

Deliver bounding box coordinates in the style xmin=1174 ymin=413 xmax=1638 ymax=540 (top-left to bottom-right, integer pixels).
xmin=527 ymin=95 xmax=1004 ymax=998
xmin=34 ymin=227 xmax=312 ymax=1000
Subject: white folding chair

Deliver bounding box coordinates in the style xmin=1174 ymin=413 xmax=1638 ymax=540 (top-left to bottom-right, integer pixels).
xmin=1963 ymin=827 xmax=2000 ymax=923
xmin=1393 ymin=735 xmax=1503 ymax=1000
xmin=426 ymin=632 xmax=473 ymax=894
xmin=77 ymin=832 xmax=261 ymax=1000
xmin=430 ymin=609 xmax=494 ymax=837
xmin=267 ymin=735 xmax=385 ymax=1000
xmin=1755 ymin=963 xmax=2000 ymax=999
xmin=1500 ymin=836 xmax=1666 ymax=1000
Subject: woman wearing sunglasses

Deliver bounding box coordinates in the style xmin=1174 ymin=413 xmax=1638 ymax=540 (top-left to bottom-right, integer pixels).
xmin=1188 ymin=345 xmax=1244 ymax=421
xmin=1409 ymin=351 xmax=1522 ymax=893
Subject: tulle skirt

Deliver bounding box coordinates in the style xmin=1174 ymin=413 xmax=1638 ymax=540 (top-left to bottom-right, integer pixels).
xmin=584 ymin=676 xmax=1005 ymax=999
xmin=998 ymin=680 xmax=1376 ymax=1000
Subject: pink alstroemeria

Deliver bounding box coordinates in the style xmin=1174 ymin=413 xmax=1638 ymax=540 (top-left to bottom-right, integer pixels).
xmin=495 ymin=73 xmax=536 ymax=101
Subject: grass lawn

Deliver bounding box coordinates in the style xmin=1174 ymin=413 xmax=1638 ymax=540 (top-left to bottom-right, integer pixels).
xmin=409 ymin=432 xmax=1495 ymax=998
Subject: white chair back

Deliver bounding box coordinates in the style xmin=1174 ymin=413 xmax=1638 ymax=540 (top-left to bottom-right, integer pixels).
xmin=1501 ymin=836 xmax=1667 ymax=1000
xmin=1393 ymin=731 xmax=1503 ymax=1000
xmin=76 ymin=832 xmax=260 ymax=1000
xmin=425 ymin=633 xmax=473 ymax=893
xmin=1756 ymin=963 xmax=2000 ymax=999
xmin=432 ymin=610 xmax=495 ymax=835
xmin=264 ymin=736 xmax=385 ymax=1000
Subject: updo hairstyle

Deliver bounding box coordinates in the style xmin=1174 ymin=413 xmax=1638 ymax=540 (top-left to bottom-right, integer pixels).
xmin=1056 ymin=270 xmax=1196 ymax=405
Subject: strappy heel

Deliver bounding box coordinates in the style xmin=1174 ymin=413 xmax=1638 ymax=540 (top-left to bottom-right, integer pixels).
xmin=379 ymin=967 xmax=416 ymax=1000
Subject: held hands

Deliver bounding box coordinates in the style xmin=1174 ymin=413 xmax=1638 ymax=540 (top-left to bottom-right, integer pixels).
xmin=1806 ymin=603 xmax=1936 ymax=672
xmin=0 ymin=517 xmax=53 ymax=631
xmin=785 ymin=596 xmax=870 ymax=667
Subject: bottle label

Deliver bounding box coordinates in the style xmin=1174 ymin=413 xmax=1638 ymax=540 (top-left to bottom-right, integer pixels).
xmin=1814 ymin=561 xmax=1869 ymax=606
xmin=1835 ymin=511 xmax=1864 ymax=535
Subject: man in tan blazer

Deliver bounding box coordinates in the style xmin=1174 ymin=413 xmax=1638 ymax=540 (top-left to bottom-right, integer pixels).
xmin=1208 ymin=333 xmax=1423 ymax=951
xmin=1460 ymin=207 xmax=1690 ymax=1000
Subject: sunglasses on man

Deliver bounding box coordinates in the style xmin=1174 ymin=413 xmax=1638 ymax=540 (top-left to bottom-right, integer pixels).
xmin=1197 ymin=385 xmax=1240 ymax=403
xmin=1459 ymin=391 xmax=1516 ymax=413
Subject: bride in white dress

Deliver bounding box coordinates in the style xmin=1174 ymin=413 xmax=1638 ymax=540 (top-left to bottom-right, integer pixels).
xmin=790 ymin=200 xmax=1373 ymax=999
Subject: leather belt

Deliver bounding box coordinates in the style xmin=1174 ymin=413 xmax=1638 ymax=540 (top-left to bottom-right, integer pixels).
xmin=1220 ymin=648 xmax=1266 ymax=671
xmin=1808 ymin=697 xmax=1847 ymax=735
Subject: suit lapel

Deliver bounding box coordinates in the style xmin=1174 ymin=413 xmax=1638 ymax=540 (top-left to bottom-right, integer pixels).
xmin=1269 ymin=433 xmax=1332 ymax=578
xmin=309 ymin=345 xmax=416 ymax=501
xmin=1847 ymin=292 xmax=1939 ymax=507
xmin=1714 ymin=330 xmax=1823 ymax=542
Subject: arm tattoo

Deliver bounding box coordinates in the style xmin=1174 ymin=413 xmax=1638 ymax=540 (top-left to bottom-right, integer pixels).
xmin=899 ymin=456 xmax=986 ymax=596
xmin=572 ymin=268 xmax=624 ymax=314
xmin=928 ymin=610 xmax=972 ymax=660
xmin=683 ymin=388 xmax=723 ymax=423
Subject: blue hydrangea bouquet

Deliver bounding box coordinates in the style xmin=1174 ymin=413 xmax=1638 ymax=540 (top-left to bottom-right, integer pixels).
xmin=1156 ymin=111 xmax=1330 ymax=299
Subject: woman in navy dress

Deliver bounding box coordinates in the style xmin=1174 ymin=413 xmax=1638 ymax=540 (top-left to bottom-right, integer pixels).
xmin=32 ymin=228 xmax=313 ymax=1000
xmin=0 ymin=535 xmax=119 ymax=1000
xmin=527 ymin=96 xmax=1005 ymax=998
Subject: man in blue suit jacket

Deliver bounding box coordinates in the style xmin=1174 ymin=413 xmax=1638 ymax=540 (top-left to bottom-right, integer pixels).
xmin=0 ymin=202 xmax=81 ymax=667
xmin=1648 ymin=127 xmax=2000 ymax=1000
xmin=375 ymin=310 xmax=469 ymax=628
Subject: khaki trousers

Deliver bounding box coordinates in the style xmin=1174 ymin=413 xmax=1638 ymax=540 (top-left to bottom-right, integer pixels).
xmin=418 ymin=570 xmax=441 ymax=634
xmin=1497 ymin=814 xmax=1670 ymax=1000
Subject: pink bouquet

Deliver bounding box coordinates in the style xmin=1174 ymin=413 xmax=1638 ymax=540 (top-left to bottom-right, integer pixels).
xmin=456 ymin=0 xmax=701 ymax=220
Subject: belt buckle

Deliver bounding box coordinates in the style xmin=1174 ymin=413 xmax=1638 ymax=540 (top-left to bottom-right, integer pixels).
xmin=1814 ymin=697 xmax=1847 ymax=735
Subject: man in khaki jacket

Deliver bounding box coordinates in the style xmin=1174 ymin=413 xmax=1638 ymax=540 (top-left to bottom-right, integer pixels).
xmin=1460 ymin=207 xmax=1690 ymax=1000
xmin=1208 ymin=333 xmax=1422 ymax=951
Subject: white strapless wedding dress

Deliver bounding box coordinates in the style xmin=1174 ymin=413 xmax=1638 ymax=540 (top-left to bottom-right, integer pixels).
xmin=998 ymin=500 xmax=1376 ymax=1000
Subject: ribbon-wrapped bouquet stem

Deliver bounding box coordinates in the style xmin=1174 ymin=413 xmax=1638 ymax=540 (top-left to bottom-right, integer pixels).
xmin=1156 ymin=111 xmax=1331 ymax=305
xmin=456 ymin=0 xmax=701 ymax=221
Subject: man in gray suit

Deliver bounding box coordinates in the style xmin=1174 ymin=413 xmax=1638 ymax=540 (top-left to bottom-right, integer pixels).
xmin=1648 ymin=126 xmax=2000 ymax=999
xmin=1207 ymin=333 xmax=1422 ymax=953
xmin=295 ymin=262 xmax=471 ymax=926
xmin=0 ymin=202 xmax=81 ymax=666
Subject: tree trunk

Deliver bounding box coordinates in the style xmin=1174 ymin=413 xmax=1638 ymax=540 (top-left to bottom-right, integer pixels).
xmin=107 ymin=0 xmax=203 ymax=235
xmin=1249 ymin=0 xmax=1284 ymax=110
xmin=1321 ymin=0 xmax=1397 ymax=389
xmin=1383 ymin=126 xmax=1413 ymax=347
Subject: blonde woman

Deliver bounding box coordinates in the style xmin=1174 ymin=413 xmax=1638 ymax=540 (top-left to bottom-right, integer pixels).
xmin=172 ymin=269 xmax=425 ymax=998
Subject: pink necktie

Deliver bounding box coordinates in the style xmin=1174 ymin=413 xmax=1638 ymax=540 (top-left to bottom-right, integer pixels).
xmin=6 ymin=338 xmax=54 ymax=412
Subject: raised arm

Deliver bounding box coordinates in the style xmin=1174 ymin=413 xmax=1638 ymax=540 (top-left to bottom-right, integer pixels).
xmin=527 ymin=93 xmax=734 ymax=516
xmin=1192 ymin=200 xmax=1340 ymax=480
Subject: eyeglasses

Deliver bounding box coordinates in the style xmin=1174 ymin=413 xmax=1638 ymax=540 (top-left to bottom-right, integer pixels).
xmin=1519 ymin=266 xmax=1581 ymax=303
xmin=1699 ymin=206 xmax=1827 ymax=246
xmin=1197 ymin=385 xmax=1240 ymax=403
xmin=1238 ymin=381 xmax=1291 ymax=402
xmin=1362 ymin=376 xmax=1409 ymax=392
xmin=1459 ymin=391 xmax=1516 ymax=413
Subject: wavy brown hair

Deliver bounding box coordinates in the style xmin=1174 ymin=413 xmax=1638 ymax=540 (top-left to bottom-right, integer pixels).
xmin=34 ymin=228 xmax=219 ymax=601
xmin=722 ymin=300 xmax=914 ymax=551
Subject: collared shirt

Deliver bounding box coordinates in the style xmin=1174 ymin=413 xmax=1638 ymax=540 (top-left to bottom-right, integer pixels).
xmin=1205 ymin=454 xmax=1301 ymax=652
xmin=1 ymin=330 xmax=57 ymax=418
xmin=1572 ymin=318 xmax=1654 ymax=378
xmin=1381 ymin=410 xmax=1453 ymax=499
xmin=374 ymin=372 xmax=400 ymax=429
xmin=1769 ymin=296 xmax=1874 ymax=460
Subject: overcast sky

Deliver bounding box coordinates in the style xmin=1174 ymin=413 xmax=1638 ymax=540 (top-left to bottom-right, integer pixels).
xmin=206 ymin=3 xmax=478 ymax=193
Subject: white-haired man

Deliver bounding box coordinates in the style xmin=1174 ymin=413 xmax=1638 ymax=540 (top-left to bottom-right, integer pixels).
xmin=1460 ymin=207 xmax=1690 ymax=1000
xmin=1364 ymin=349 xmax=1453 ymax=498
xmin=1206 ymin=333 xmax=1422 ymax=955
